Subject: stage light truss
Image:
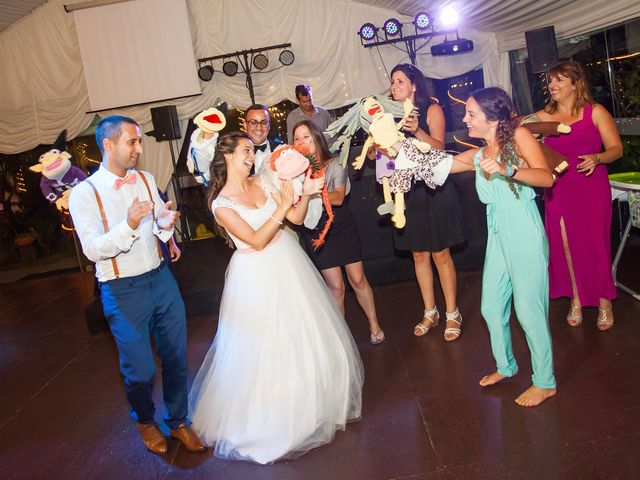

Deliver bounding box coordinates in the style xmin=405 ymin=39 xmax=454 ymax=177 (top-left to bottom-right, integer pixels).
xmin=357 ymin=9 xmax=472 ymax=65
xmin=197 ymin=43 xmax=294 ymax=103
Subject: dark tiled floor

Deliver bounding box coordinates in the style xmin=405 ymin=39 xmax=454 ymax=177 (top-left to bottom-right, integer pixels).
xmin=1 ymin=237 xmax=639 ymax=480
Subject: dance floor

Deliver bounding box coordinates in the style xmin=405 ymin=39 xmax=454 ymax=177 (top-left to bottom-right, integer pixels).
xmin=2 ymin=236 xmax=639 ymax=480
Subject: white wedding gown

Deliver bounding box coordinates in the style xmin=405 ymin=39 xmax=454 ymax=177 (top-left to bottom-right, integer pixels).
xmin=189 ymin=191 xmax=364 ymax=465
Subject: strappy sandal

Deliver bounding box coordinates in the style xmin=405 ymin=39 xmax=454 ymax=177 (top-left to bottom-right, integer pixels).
xmin=444 ymin=308 xmax=462 ymax=342
xmin=414 ymin=307 xmax=439 ymax=337
xmin=370 ymin=330 xmax=385 ymax=345
xmin=566 ymin=304 xmax=583 ymax=327
xmin=597 ymin=307 xmax=614 ymax=331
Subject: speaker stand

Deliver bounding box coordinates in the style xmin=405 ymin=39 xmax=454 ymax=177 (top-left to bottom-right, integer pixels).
xmin=168 ymin=139 xmax=191 ymax=244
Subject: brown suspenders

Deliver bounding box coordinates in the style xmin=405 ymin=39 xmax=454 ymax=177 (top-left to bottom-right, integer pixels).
xmin=85 ymin=171 xmax=163 ymax=279
xmin=136 ymin=171 xmax=165 ymax=260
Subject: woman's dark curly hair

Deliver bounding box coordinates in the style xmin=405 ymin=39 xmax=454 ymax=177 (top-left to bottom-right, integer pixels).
xmin=469 ymin=87 xmax=521 ymax=198
xmin=207 ymin=132 xmax=250 ymax=247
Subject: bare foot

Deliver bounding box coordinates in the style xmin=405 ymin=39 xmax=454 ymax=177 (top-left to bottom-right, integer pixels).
xmin=515 ymin=385 xmax=557 ymax=407
xmin=479 ymin=371 xmax=511 ymax=386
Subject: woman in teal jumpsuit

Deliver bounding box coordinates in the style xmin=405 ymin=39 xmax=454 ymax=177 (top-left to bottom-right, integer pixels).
xmin=450 ymin=87 xmax=557 ymax=407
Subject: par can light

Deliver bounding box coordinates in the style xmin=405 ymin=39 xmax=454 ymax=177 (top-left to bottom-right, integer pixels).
xmin=253 ymin=53 xmax=269 ymax=70
xmin=359 ymin=22 xmax=377 ymax=41
xmin=279 ymin=49 xmax=295 ymax=66
xmin=414 ymin=13 xmax=432 ymax=30
xmin=222 ymin=60 xmax=238 ymax=76
xmin=383 ymin=18 xmax=402 ymax=37
xmin=197 ymin=65 xmax=214 ymax=81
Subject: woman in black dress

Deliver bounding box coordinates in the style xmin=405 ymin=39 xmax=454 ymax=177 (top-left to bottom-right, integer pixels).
xmin=388 ymin=63 xmax=465 ymax=341
xmin=294 ymin=120 xmax=385 ymax=345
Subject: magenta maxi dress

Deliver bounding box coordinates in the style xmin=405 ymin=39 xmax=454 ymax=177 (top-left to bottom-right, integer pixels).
xmin=544 ymin=103 xmax=617 ymax=307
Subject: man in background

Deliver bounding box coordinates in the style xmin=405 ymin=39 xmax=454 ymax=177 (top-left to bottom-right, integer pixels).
xmin=286 ymin=84 xmax=332 ymax=144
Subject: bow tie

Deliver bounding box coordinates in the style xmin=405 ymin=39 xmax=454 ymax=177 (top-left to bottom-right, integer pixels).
xmin=113 ymin=173 xmax=137 ymax=190
xmin=254 ymin=143 xmax=268 ymax=153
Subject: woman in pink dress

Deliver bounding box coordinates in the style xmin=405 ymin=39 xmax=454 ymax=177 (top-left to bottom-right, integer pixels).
xmin=535 ymin=61 xmax=623 ymax=330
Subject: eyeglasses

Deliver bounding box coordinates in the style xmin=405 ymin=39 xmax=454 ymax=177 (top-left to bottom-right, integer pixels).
xmin=246 ymin=119 xmax=270 ymax=128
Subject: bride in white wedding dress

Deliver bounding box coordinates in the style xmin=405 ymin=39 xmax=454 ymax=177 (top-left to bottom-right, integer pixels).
xmin=189 ymin=132 xmax=364 ymax=465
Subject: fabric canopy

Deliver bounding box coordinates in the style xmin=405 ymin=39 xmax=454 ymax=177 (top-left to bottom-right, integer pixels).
xmin=1 ymin=0 xmax=638 ymax=189
xmin=360 ymin=0 xmax=640 ymax=52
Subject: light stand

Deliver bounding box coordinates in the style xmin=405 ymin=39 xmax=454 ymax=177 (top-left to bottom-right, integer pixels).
xmin=361 ymin=29 xmax=458 ymax=66
xmin=167 ymin=139 xmax=190 ymax=242
xmin=198 ymin=43 xmax=293 ymax=104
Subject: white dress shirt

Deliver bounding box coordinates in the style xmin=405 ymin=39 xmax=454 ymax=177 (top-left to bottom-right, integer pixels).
xmin=69 ymin=165 xmax=174 ymax=282
xmin=253 ymin=141 xmax=272 ymax=174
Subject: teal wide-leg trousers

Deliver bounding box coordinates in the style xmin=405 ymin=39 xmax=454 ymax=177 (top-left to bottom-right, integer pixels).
xmin=480 ymin=201 xmax=556 ymax=389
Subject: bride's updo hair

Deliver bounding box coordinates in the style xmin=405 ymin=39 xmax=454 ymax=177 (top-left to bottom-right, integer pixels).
xmin=207 ymin=132 xmax=250 ymax=246
xmin=469 ymin=87 xmax=522 ymax=198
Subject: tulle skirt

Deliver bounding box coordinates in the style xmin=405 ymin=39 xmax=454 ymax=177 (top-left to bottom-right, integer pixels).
xmin=189 ymin=231 xmax=364 ymax=464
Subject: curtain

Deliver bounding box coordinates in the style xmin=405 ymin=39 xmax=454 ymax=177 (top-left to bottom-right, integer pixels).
xmin=2 ymin=0 xmax=637 ymax=161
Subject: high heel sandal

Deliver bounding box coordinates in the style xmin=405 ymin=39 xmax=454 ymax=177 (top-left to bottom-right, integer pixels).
xmin=414 ymin=307 xmax=439 ymax=337
xmin=566 ymin=304 xmax=583 ymax=327
xmin=444 ymin=308 xmax=462 ymax=342
xmin=597 ymin=307 xmax=614 ymax=331
xmin=370 ymin=330 xmax=385 ymax=345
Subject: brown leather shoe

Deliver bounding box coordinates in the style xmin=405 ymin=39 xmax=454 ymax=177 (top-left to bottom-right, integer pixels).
xmin=170 ymin=423 xmax=207 ymax=453
xmin=137 ymin=423 xmax=168 ymax=455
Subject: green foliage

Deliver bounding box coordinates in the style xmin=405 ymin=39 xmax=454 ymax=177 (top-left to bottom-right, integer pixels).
xmin=617 ymin=62 xmax=640 ymax=118
xmin=609 ymin=135 xmax=640 ymax=174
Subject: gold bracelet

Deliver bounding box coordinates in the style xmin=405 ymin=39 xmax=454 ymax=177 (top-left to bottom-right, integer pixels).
xmin=595 ymin=154 xmax=601 ymax=165
xmin=270 ymin=215 xmax=283 ymax=225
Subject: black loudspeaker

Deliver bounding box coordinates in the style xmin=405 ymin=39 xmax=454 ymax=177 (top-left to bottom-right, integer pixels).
xmin=150 ymin=105 xmax=181 ymax=140
xmin=525 ymin=26 xmax=559 ymax=73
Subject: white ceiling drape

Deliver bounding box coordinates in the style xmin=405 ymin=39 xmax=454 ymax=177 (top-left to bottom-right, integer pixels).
xmin=359 ymin=0 xmax=640 ymax=52
xmin=1 ymin=0 xmax=638 ymax=183
xmin=0 ymin=0 xmax=503 ymax=162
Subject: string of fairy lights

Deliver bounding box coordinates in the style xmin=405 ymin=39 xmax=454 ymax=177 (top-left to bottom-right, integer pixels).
xmin=15 ymin=168 xmax=27 ymax=194
xmin=234 ymin=105 xmax=289 ymax=142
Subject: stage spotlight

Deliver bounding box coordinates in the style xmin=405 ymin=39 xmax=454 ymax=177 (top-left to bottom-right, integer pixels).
xmin=279 ymin=49 xmax=295 ymax=66
xmin=359 ymin=22 xmax=377 ymax=41
xmin=197 ymin=64 xmax=214 ymax=81
xmin=431 ymin=38 xmax=474 ymax=56
xmin=222 ymin=60 xmax=238 ymax=76
xmin=440 ymin=6 xmax=460 ymax=28
xmin=253 ymin=53 xmax=269 ymax=70
xmin=383 ymin=18 xmax=402 ymax=37
xmin=414 ymin=12 xmax=432 ymax=31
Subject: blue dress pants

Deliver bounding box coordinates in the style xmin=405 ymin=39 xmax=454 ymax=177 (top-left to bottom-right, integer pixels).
xmin=100 ymin=263 xmax=188 ymax=429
